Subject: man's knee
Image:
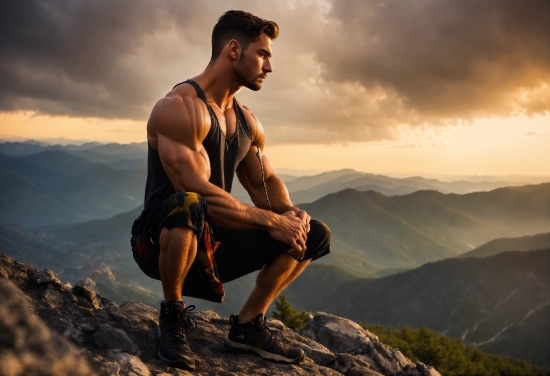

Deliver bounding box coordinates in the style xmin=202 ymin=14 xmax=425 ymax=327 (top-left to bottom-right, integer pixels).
xmin=305 ymin=219 xmax=331 ymax=258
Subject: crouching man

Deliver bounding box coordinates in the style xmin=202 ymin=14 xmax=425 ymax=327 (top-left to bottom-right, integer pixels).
xmin=131 ymin=10 xmax=331 ymax=371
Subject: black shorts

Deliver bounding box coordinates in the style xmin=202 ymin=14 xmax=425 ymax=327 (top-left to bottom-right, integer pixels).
xmin=131 ymin=191 xmax=331 ymax=302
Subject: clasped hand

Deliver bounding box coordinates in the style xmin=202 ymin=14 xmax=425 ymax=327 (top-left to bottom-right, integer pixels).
xmin=268 ymin=210 xmax=310 ymax=261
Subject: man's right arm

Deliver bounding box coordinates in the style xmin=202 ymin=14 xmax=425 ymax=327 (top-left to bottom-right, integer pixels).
xmin=148 ymin=95 xmax=307 ymax=252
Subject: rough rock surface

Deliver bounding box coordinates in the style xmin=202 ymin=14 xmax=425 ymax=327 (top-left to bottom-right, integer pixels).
xmin=0 ymin=253 xmax=441 ymax=376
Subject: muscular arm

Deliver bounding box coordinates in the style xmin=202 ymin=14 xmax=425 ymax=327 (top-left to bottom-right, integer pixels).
xmin=236 ymin=110 xmax=311 ymax=235
xmin=148 ymin=94 xmax=307 ymax=251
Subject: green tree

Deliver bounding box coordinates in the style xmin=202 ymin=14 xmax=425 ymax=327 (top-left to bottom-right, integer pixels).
xmin=272 ymin=295 xmax=311 ymax=332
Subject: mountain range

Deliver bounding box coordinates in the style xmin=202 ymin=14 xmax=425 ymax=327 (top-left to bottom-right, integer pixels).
xmin=1 ymin=140 xmax=549 ymax=368
xmin=2 ymin=141 xmax=549 ymax=225
xmin=302 ymin=184 xmax=550 ymax=275
xmin=286 ymin=248 xmax=550 ymax=368
xmin=0 ymin=151 xmax=145 ymax=227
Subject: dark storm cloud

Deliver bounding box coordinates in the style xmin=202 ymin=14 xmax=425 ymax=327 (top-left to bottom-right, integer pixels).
xmin=317 ymin=0 xmax=550 ymax=120
xmin=0 ymin=0 xmax=215 ymax=119
xmin=0 ymin=0 xmax=549 ymax=143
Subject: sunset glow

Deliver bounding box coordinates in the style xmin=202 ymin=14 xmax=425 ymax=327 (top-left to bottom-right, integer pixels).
xmin=1 ymin=0 xmax=549 ymax=177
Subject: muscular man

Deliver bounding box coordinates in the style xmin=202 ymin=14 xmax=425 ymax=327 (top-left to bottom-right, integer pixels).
xmin=131 ymin=10 xmax=331 ymax=370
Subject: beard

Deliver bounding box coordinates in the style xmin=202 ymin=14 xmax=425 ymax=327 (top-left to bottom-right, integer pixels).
xmin=234 ymin=57 xmax=263 ymax=91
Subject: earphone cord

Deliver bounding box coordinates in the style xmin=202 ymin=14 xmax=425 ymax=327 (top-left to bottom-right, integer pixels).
xmin=256 ymin=146 xmax=272 ymax=211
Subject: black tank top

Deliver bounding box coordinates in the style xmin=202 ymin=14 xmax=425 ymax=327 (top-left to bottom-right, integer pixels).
xmin=144 ymin=79 xmax=252 ymax=208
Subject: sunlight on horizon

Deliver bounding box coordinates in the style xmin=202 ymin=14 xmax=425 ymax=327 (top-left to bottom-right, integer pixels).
xmin=1 ymin=111 xmax=548 ymax=177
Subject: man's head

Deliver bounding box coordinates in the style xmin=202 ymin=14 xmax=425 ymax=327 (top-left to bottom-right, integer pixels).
xmin=210 ymin=10 xmax=279 ymax=62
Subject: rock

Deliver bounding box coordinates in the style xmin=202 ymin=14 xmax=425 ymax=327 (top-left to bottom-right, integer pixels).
xmin=108 ymin=350 xmax=151 ymax=376
xmin=365 ymin=341 xmax=416 ymax=376
xmin=40 ymin=284 xmax=65 ymax=309
xmin=76 ymin=318 xmax=98 ymax=333
xmin=303 ymin=312 xmax=379 ymax=354
xmin=73 ymin=284 xmax=100 ymax=310
xmin=61 ymin=281 xmax=73 ymax=292
xmin=93 ymin=324 xmax=140 ymax=355
xmin=348 ymin=367 xmax=385 ymax=376
xmin=0 ymin=266 xmax=8 ymax=279
xmin=64 ymin=326 xmax=86 ymax=345
xmin=0 ymin=279 xmax=96 ymax=376
xmin=0 ymin=252 xmax=442 ymax=376
xmin=77 ymin=276 xmax=97 ymax=290
xmin=398 ymin=364 xmax=422 ymax=376
xmin=29 ymin=269 xmax=61 ymax=285
xmin=335 ymin=353 xmax=383 ymax=375
xmin=416 ymin=362 xmax=442 ymax=376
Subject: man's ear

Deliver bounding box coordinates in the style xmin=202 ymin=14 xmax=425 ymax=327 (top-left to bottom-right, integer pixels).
xmin=227 ymin=39 xmax=241 ymax=60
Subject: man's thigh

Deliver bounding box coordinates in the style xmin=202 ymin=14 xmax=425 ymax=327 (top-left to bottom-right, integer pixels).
xmin=213 ymin=227 xmax=286 ymax=283
xmin=212 ymin=219 xmax=331 ymax=283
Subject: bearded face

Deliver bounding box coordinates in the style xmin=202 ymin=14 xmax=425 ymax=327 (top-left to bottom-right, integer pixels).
xmin=233 ymin=34 xmax=272 ymax=91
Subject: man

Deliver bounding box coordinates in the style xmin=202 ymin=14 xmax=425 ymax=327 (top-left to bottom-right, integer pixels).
xmin=131 ymin=10 xmax=331 ymax=371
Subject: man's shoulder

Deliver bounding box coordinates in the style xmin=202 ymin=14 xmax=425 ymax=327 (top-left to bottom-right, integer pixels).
xmin=150 ymin=87 xmax=210 ymax=132
xmin=158 ymin=84 xmax=206 ymax=115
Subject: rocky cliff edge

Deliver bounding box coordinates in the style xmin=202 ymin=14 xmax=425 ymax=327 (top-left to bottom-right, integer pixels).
xmin=0 ymin=253 xmax=440 ymax=376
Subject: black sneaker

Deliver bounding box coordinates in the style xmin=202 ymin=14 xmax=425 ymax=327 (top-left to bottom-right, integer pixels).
xmin=225 ymin=313 xmax=305 ymax=363
xmin=157 ymin=302 xmax=197 ymax=370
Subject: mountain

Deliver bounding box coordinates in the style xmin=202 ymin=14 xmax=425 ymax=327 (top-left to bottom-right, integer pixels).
xmin=0 ymin=140 xmax=100 ymax=156
xmin=460 ymin=232 xmax=550 ymax=258
xmin=291 ymin=249 xmax=550 ymax=367
xmin=289 ymin=171 xmax=549 ymax=204
xmin=0 ymin=141 xmax=147 ymax=170
xmin=302 ymin=184 xmax=550 ymax=275
xmin=0 ymin=224 xmax=70 ymax=272
xmin=0 ymin=151 xmax=146 ymax=227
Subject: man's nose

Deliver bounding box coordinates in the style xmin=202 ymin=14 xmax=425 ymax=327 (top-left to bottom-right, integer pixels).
xmin=264 ymin=59 xmax=272 ymax=73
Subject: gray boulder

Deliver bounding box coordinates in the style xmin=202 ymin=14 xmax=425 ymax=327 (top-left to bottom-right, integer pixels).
xmin=0 ymin=278 xmax=96 ymax=376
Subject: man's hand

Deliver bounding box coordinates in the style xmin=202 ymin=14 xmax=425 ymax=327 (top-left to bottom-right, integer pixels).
xmin=293 ymin=209 xmax=311 ymax=233
xmin=268 ymin=211 xmax=308 ymax=256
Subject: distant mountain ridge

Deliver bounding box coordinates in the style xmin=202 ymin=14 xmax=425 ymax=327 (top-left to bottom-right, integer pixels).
xmin=2 ymin=143 xmax=548 ymax=277
xmin=302 ymin=183 xmax=550 ymax=275
xmin=3 ymin=141 xmax=548 ymax=205
xmin=460 ymin=232 xmax=550 ymax=258
xmin=0 ymin=151 xmax=145 ymax=227
xmin=287 ymin=249 xmax=550 ymax=368
xmin=285 ymin=170 xmax=546 ymax=204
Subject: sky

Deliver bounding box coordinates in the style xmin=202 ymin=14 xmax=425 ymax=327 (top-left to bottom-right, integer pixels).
xmin=0 ymin=0 xmax=549 ymax=177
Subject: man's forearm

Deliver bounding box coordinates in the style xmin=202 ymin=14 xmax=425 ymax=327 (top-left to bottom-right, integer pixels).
xmin=250 ymin=175 xmax=295 ymax=214
xmin=202 ymin=185 xmax=280 ymax=230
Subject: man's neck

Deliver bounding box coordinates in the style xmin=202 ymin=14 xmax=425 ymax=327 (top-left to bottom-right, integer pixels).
xmin=192 ymin=63 xmax=242 ymax=110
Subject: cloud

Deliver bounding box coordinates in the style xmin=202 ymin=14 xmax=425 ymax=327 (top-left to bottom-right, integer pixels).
xmin=0 ymin=0 xmax=549 ymax=144
xmin=0 ymin=0 xmax=216 ymax=118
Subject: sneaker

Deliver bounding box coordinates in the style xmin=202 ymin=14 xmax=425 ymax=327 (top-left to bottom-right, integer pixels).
xmin=224 ymin=313 xmax=305 ymax=363
xmin=157 ymin=301 xmax=197 ymax=370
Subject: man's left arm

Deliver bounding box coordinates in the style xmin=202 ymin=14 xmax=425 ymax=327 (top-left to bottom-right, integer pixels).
xmin=235 ymin=112 xmax=310 ymax=233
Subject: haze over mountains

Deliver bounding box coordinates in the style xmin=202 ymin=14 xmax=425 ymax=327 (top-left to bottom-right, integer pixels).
xmin=1 ymin=140 xmax=549 ymax=368
xmin=1 ymin=140 xmax=548 ymax=228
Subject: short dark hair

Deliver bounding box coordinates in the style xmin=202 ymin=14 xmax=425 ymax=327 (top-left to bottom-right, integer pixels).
xmin=211 ymin=10 xmax=279 ymax=61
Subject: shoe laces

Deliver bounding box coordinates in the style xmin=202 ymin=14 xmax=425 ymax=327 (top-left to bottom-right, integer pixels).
xmin=169 ymin=305 xmax=197 ymax=343
xmin=256 ymin=316 xmax=278 ymax=343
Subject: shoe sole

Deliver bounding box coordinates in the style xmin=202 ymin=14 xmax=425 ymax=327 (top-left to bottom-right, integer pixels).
xmin=224 ymin=338 xmax=305 ymax=364
xmin=157 ymin=327 xmax=196 ymax=370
